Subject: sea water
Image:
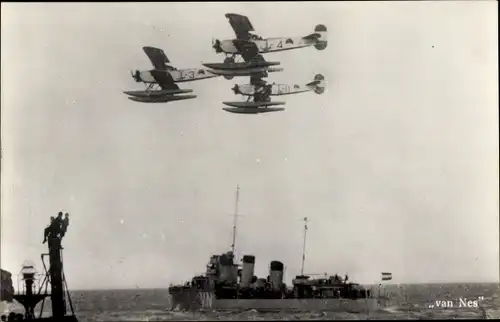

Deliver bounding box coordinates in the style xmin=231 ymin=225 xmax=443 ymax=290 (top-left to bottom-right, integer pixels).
xmin=2 ymin=283 xmax=499 ymax=321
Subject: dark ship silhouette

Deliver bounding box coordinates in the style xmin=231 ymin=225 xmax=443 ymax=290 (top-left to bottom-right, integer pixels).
xmin=168 ymin=186 xmax=375 ymax=312
xmin=3 ymin=216 xmax=77 ymax=321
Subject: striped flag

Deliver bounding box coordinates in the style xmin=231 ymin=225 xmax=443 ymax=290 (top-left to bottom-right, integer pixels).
xmin=381 ymin=272 xmax=392 ymax=281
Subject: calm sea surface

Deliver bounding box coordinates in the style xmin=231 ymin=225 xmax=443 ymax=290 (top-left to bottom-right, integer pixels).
xmin=3 ymin=283 xmax=499 ymax=320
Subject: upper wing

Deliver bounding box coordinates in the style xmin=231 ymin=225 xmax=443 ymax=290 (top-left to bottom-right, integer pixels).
xmin=225 ymin=13 xmax=256 ymax=40
xmin=143 ymin=46 xmax=171 ymax=70
xmin=150 ymin=70 xmax=180 ymax=90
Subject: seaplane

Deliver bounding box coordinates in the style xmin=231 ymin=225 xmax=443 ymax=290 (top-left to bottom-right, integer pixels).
xmin=124 ymin=46 xmax=217 ymax=103
xmin=203 ymin=40 xmax=283 ymax=80
xmin=222 ymin=73 xmax=326 ymax=114
xmin=212 ymin=13 xmax=327 ymax=70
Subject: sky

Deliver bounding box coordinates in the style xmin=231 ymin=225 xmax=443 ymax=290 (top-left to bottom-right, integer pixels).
xmin=1 ymin=2 xmax=498 ymax=290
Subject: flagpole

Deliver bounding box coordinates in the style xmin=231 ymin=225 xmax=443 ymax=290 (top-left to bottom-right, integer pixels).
xmin=300 ymin=217 xmax=308 ymax=276
xmin=231 ymin=185 xmax=240 ymax=254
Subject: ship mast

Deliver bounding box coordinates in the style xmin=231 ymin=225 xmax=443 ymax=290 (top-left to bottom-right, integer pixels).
xmin=300 ymin=216 xmax=308 ymax=276
xmin=230 ymin=184 xmax=240 ymax=254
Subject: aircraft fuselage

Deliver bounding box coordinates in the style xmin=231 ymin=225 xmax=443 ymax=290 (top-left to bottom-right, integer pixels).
xmin=234 ymin=83 xmax=314 ymax=96
xmin=219 ymin=36 xmax=319 ymax=55
xmin=136 ymin=68 xmax=217 ymax=83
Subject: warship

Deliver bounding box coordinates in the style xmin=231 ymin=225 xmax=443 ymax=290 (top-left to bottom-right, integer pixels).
xmin=168 ymin=186 xmax=382 ymax=312
xmin=2 ymin=217 xmax=77 ymax=321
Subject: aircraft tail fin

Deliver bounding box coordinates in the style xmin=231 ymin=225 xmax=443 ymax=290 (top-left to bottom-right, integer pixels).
xmin=306 ymin=74 xmax=326 ymax=94
xmin=303 ymin=24 xmax=327 ymax=50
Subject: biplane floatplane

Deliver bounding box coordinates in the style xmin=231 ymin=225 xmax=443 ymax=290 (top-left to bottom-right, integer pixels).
xmin=203 ymin=40 xmax=326 ymax=114
xmin=212 ymin=13 xmax=327 ymax=72
xmin=224 ymin=73 xmax=326 ymax=114
xmin=124 ymin=46 xmax=217 ymax=103
xmin=221 ymin=71 xmax=326 ymax=114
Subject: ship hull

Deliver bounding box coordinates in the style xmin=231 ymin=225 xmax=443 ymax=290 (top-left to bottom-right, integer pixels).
xmin=168 ymin=289 xmax=381 ymax=313
xmin=25 ymin=317 xmax=78 ymax=322
xmin=212 ymin=298 xmax=379 ymax=312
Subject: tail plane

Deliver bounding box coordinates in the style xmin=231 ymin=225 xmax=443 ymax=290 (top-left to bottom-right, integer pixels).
xmin=306 ymin=74 xmax=326 ymax=94
xmin=303 ymin=24 xmax=328 ymax=50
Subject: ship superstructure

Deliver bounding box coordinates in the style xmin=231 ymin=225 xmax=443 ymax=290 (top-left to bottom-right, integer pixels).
xmin=168 ymin=186 xmax=374 ymax=311
xmin=172 ymin=249 xmax=371 ymax=301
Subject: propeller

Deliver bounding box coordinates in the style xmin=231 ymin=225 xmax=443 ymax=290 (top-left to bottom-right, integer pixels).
xmin=212 ymin=39 xmax=223 ymax=53
xmin=232 ymin=84 xmax=240 ymax=95
xmin=130 ymin=70 xmax=141 ymax=82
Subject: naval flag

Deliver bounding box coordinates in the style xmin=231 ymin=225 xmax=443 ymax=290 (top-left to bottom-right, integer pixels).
xmin=381 ymin=272 xmax=392 ymax=281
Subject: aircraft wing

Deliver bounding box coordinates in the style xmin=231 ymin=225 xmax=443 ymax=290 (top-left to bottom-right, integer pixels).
xmin=143 ymin=46 xmax=171 ymax=70
xmin=250 ymin=75 xmax=272 ymax=103
xmin=250 ymin=74 xmax=267 ymax=86
xmin=248 ymin=53 xmax=269 ymax=79
xmin=225 ymin=13 xmax=256 ymax=40
xmin=150 ymin=70 xmax=180 ymax=90
xmin=233 ymin=40 xmax=260 ymax=62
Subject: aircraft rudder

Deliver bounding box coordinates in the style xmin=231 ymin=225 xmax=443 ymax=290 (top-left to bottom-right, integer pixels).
xmin=314 ymin=74 xmax=325 ymax=82
xmin=314 ymin=24 xmax=328 ymax=50
xmin=312 ymin=74 xmax=326 ymax=95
